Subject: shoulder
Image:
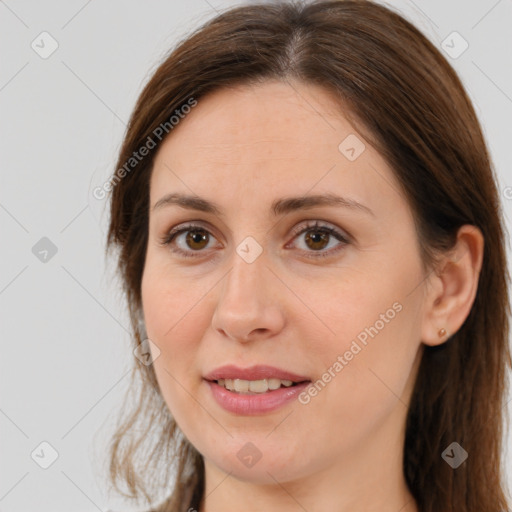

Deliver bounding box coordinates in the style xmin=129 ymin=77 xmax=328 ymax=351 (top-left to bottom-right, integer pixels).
xmin=104 ymin=509 xmax=160 ymax=512
xmin=104 ymin=510 xmax=156 ymax=512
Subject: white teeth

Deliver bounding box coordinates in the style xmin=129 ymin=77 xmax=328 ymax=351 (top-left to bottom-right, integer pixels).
xmin=249 ymin=379 xmax=268 ymax=392
xmin=234 ymin=379 xmax=249 ymax=392
xmin=268 ymin=378 xmax=281 ymax=390
xmin=217 ymin=378 xmax=298 ymax=393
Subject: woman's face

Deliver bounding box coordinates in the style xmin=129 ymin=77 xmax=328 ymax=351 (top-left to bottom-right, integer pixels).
xmin=141 ymin=80 xmax=426 ymax=485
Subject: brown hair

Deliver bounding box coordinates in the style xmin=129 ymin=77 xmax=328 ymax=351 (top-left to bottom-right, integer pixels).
xmin=104 ymin=1 xmax=512 ymax=511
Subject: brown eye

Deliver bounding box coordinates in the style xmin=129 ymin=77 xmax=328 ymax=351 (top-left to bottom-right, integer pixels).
xmin=162 ymin=220 xmax=349 ymax=260
xmin=304 ymin=230 xmax=330 ymax=251
xmin=185 ymin=229 xmax=210 ymax=250
xmin=288 ymin=221 xmax=350 ymax=259
xmin=160 ymin=223 xmax=220 ymax=259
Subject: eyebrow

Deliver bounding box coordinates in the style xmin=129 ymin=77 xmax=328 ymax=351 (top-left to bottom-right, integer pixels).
xmin=152 ymin=192 xmax=374 ymax=217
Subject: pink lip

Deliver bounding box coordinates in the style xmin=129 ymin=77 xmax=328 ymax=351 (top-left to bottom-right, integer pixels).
xmin=203 ymin=364 xmax=310 ymax=382
xmin=205 ymin=380 xmax=311 ymax=415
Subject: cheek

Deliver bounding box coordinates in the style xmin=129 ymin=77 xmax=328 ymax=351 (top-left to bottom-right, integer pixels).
xmin=141 ymin=260 xmax=209 ymax=347
xmin=140 ymin=266 xmax=207 ymax=413
xmin=308 ymin=254 xmax=422 ymax=412
xmin=298 ymin=311 xmax=419 ymax=459
xmin=141 ymin=266 xmax=207 ymax=428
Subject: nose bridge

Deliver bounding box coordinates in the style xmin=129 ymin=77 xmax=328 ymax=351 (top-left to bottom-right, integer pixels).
xmin=222 ymin=213 xmax=270 ymax=300
xmin=222 ymin=242 xmax=268 ymax=310
xmin=211 ymin=237 xmax=285 ymax=341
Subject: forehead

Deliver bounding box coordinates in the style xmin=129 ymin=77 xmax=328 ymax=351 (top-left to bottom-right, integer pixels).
xmin=158 ymin=80 xmax=353 ymax=158
xmin=149 ymin=80 xmax=406 ymax=220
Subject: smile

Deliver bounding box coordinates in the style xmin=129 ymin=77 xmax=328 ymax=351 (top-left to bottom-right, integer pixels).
xmin=215 ymin=378 xmax=299 ymax=394
xmin=205 ymin=379 xmax=311 ymax=415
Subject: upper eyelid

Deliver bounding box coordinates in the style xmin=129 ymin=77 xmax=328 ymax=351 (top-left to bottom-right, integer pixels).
xmin=164 ymin=219 xmax=350 ymax=245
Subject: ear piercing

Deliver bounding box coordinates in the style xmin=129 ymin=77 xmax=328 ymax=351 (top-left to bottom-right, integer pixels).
xmin=438 ymin=328 xmax=447 ymax=338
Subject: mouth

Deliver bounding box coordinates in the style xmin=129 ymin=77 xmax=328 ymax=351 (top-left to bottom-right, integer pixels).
xmin=211 ymin=377 xmax=310 ymax=394
xmin=203 ymin=364 xmax=312 ymax=414
xmin=205 ymin=378 xmax=311 ymax=415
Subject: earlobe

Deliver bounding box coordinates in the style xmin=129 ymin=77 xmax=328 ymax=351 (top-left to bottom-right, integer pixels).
xmin=421 ymin=225 xmax=484 ymax=347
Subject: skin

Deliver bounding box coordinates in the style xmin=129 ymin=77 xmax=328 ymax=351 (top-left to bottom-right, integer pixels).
xmin=141 ymin=80 xmax=484 ymax=512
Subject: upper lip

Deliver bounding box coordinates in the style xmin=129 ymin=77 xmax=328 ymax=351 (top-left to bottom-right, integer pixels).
xmin=204 ymin=364 xmax=311 ymax=383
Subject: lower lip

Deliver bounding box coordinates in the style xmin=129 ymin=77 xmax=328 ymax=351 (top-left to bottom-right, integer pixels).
xmin=205 ymin=380 xmax=311 ymax=415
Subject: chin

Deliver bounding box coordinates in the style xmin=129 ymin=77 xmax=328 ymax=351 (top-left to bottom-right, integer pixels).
xmin=203 ymin=440 xmax=312 ymax=485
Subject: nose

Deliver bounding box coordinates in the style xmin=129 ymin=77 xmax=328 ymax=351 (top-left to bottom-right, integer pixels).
xmin=211 ymin=251 xmax=285 ymax=343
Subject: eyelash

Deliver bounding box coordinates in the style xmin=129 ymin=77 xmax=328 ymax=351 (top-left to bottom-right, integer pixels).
xmin=159 ymin=220 xmax=350 ymax=260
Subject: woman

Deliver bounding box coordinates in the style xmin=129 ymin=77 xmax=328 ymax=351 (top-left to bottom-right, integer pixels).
xmin=104 ymin=1 xmax=512 ymax=511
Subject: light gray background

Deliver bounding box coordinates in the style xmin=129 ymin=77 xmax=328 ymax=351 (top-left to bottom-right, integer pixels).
xmin=1 ymin=0 xmax=511 ymax=510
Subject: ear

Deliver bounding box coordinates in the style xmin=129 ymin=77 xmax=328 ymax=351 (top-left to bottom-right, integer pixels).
xmin=421 ymin=225 xmax=484 ymax=347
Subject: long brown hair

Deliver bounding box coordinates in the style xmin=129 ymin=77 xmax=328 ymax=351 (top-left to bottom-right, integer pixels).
xmin=104 ymin=1 xmax=512 ymax=510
